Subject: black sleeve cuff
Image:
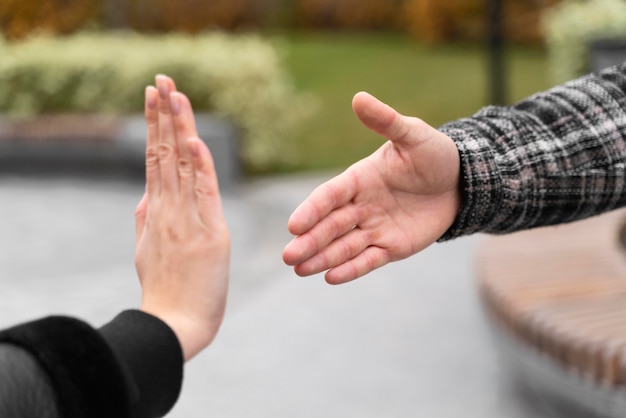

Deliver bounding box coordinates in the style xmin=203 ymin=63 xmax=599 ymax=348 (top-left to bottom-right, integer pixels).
xmin=0 ymin=316 xmax=132 ymax=418
xmin=99 ymin=310 xmax=184 ymax=418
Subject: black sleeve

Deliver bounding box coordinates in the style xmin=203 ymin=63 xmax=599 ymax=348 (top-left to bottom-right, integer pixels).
xmin=100 ymin=310 xmax=184 ymax=418
xmin=0 ymin=310 xmax=183 ymax=418
xmin=0 ymin=343 xmax=61 ymax=418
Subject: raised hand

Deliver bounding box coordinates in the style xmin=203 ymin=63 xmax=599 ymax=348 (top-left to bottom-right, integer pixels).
xmin=282 ymin=92 xmax=461 ymax=285
xmin=135 ymin=75 xmax=230 ymax=361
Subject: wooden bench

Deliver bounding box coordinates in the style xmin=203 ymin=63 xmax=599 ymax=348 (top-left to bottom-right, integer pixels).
xmin=478 ymin=208 xmax=626 ymax=414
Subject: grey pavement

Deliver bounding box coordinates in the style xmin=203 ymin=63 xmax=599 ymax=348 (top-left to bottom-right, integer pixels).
xmin=0 ymin=171 xmax=576 ymax=417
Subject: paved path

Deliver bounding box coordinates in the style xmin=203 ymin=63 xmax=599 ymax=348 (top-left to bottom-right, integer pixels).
xmin=0 ymin=172 xmax=571 ymax=417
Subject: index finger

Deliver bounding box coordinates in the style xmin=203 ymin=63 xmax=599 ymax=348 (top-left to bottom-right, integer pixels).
xmin=287 ymin=172 xmax=356 ymax=236
xmin=156 ymin=74 xmax=179 ymax=194
xmin=171 ymin=92 xmax=198 ymax=162
xmin=145 ymin=86 xmax=160 ymax=197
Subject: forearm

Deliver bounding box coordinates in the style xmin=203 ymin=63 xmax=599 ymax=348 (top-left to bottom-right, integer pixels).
xmin=0 ymin=344 xmax=61 ymax=418
xmin=0 ymin=311 xmax=183 ymax=418
xmin=439 ymin=63 xmax=626 ymax=239
xmin=99 ymin=310 xmax=184 ymax=418
xmin=0 ymin=316 xmax=133 ymax=417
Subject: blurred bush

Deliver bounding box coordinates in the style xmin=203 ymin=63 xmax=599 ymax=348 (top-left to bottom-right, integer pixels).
xmin=543 ymin=0 xmax=626 ymax=83
xmin=0 ymin=0 xmax=100 ymax=40
xmin=0 ymin=32 xmax=314 ymax=170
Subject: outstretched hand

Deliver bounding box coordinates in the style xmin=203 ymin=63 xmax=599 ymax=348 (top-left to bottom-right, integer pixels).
xmin=282 ymin=92 xmax=461 ymax=284
xmin=135 ymin=75 xmax=230 ymax=361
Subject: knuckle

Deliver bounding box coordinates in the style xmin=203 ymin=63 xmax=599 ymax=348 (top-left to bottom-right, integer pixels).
xmin=195 ymin=183 xmax=216 ymax=199
xmin=340 ymin=240 xmax=352 ymax=262
xmin=328 ymin=214 xmax=342 ymax=236
xmin=158 ymin=144 xmax=175 ymax=161
xmin=159 ymin=100 xmax=171 ymax=114
xmin=177 ymin=158 xmax=194 ymax=177
xmin=166 ymin=225 xmax=180 ymax=242
xmin=145 ymin=147 xmax=159 ymax=166
xmin=307 ymin=235 xmax=320 ymax=259
xmin=316 ymin=253 xmax=329 ymax=273
xmin=354 ymin=203 xmax=371 ymax=225
xmin=364 ymin=252 xmax=377 ymax=272
xmin=195 ymin=184 xmax=208 ymax=198
xmin=145 ymin=108 xmax=157 ymax=123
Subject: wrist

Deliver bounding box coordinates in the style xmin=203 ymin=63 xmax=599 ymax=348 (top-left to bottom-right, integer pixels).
xmin=139 ymin=304 xmax=215 ymax=362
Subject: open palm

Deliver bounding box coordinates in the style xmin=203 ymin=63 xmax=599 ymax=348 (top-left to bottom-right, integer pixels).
xmin=282 ymin=92 xmax=461 ymax=284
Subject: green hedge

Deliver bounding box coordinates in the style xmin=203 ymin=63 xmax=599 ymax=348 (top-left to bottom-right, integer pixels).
xmin=542 ymin=0 xmax=626 ymax=83
xmin=0 ymin=32 xmax=314 ymax=170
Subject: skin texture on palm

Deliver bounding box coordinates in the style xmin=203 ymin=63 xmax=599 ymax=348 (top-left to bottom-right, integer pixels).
xmin=135 ymin=75 xmax=230 ymax=361
xmin=283 ymin=92 xmax=461 ymax=284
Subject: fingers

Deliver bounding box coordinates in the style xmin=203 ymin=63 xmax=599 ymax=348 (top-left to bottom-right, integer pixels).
xmin=145 ymin=86 xmax=160 ymax=197
xmin=293 ymin=227 xmax=371 ymax=277
xmin=171 ymin=92 xmax=199 ymax=198
xmin=156 ymin=75 xmax=179 ymax=194
xmin=135 ymin=192 xmax=148 ymax=245
xmin=145 ymin=75 xmax=215 ymax=215
xmin=325 ymin=246 xmax=390 ymax=285
xmin=287 ymin=171 xmax=357 ymax=236
xmin=352 ymin=91 xmax=426 ymax=147
xmin=171 ymin=92 xmax=198 ymax=161
xmin=148 ymin=75 xmax=199 ymax=200
xmin=283 ymin=204 xmax=359 ymax=266
xmin=188 ymin=137 xmax=223 ymax=226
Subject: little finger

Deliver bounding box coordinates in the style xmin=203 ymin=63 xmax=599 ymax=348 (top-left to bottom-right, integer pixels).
xmin=283 ymin=204 xmax=360 ymax=266
xmin=293 ymin=227 xmax=370 ymax=277
xmin=325 ymin=246 xmax=391 ymax=285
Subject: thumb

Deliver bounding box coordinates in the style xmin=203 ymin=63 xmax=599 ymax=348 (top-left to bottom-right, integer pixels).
xmin=352 ymin=91 xmax=421 ymax=146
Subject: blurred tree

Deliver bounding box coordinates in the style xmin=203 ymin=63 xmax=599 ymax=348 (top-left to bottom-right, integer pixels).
xmin=505 ymin=0 xmax=562 ymax=43
xmin=0 ymin=0 xmax=562 ymax=43
xmin=296 ymin=0 xmax=401 ymax=30
xmin=105 ymin=0 xmax=128 ymax=29
xmin=263 ymin=0 xmax=299 ymax=29
xmin=401 ymin=0 xmax=448 ymax=43
xmin=402 ymin=0 xmax=561 ymax=43
xmin=127 ymin=0 xmax=268 ymax=32
xmin=0 ymin=0 xmax=100 ymax=40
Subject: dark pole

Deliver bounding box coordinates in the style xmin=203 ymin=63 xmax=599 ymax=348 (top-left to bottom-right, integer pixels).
xmin=105 ymin=0 xmax=128 ymax=29
xmin=487 ymin=0 xmax=506 ymax=105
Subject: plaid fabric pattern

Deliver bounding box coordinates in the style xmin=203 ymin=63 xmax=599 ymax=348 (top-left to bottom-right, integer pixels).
xmin=438 ymin=64 xmax=626 ymax=240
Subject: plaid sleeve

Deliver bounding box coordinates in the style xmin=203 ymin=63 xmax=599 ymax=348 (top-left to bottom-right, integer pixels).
xmin=438 ymin=63 xmax=626 ymax=240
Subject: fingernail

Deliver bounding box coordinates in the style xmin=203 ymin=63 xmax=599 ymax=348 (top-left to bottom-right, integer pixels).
xmin=156 ymin=75 xmax=168 ymax=99
xmin=145 ymin=86 xmax=157 ymax=109
xmin=170 ymin=92 xmax=181 ymax=115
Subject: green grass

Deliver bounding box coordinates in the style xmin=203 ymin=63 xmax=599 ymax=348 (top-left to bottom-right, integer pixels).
xmin=276 ymin=32 xmax=551 ymax=172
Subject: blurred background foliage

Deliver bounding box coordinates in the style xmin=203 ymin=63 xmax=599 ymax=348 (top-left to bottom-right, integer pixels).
xmin=0 ymin=33 xmax=313 ymax=170
xmin=0 ymin=0 xmax=99 ymax=40
xmin=0 ymin=0 xmax=592 ymax=173
xmin=542 ymin=0 xmax=626 ymax=83
xmin=0 ymin=0 xmax=560 ymax=42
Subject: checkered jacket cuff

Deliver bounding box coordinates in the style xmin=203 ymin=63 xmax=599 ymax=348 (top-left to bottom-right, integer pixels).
xmin=438 ymin=63 xmax=626 ymax=240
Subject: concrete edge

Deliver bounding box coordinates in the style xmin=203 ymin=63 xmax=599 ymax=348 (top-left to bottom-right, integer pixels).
xmin=0 ymin=113 xmax=241 ymax=188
